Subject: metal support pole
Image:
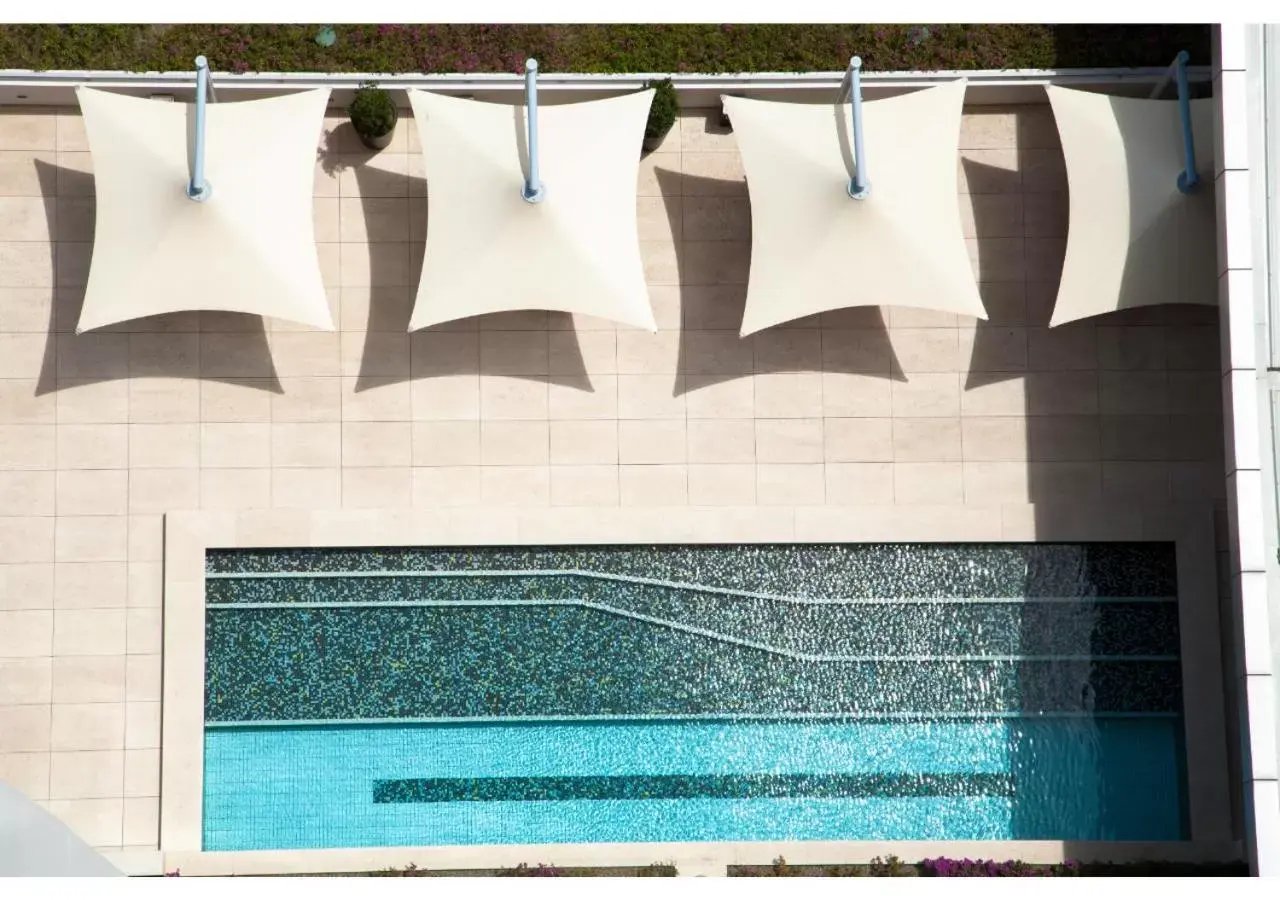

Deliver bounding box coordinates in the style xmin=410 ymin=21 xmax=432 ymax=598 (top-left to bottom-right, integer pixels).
xmin=186 ymin=55 xmax=212 ymax=202
xmin=847 ymin=56 xmax=870 ymax=200
xmin=521 ymin=58 xmax=545 ymax=203
xmin=1173 ymin=51 xmax=1200 ymax=193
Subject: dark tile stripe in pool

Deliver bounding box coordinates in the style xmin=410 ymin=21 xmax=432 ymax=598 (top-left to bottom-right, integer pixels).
xmin=204 ymin=582 xmax=1180 ymax=658
xmin=372 ymin=772 xmax=1018 ymax=804
xmin=204 ymin=606 xmax=1182 ymax=722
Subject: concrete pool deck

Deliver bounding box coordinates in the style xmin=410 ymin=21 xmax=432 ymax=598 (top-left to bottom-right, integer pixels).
xmin=112 ymin=838 xmax=1243 ymax=877
xmin=156 ymin=505 xmax=1232 ymax=871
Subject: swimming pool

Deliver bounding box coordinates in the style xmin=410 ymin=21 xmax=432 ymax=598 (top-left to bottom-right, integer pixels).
xmin=200 ymin=543 xmax=1187 ymax=850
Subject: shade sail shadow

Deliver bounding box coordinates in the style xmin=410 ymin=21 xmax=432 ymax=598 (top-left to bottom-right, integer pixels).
xmin=30 ymin=159 xmax=281 ymax=396
xmin=513 ymin=103 xmax=532 ymax=185
xmin=656 ymin=167 xmax=903 ymax=397
xmin=960 ymin=144 xmax=1217 ymax=395
xmin=1006 ymin=544 xmax=1192 ymax=842
xmin=680 ymin=106 xmax=738 ymax=147
xmin=960 ymin=116 xmax=1224 ymax=506
xmin=333 ymin=124 xmax=592 ymax=394
xmin=961 ymin=153 xmax=1046 ymax=393
xmin=833 ymin=99 xmax=856 ymax=183
xmin=968 ymin=102 xmax=1228 ymax=838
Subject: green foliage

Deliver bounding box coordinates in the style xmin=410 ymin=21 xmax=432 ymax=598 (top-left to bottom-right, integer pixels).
xmin=497 ymin=862 xmax=563 ymax=877
xmin=375 ymin=862 xmax=421 ymax=876
xmin=825 ymin=864 xmax=862 ymax=876
xmin=347 ymin=82 xmax=397 ymax=138
xmin=868 ymin=855 xmax=911 ymax=876
xmin=0 ymin=24 xmax=1211 ymax=75
xmin=362 ymin=862 xmax=679 ymax=877
xmin=644 ymin=77 xmax=677 ymax=141
xmin=638 ymin=861 xmax=678 ymax=876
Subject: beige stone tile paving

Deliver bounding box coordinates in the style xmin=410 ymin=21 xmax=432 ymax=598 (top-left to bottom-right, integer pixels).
xmin=0 ymin=102 xmax=1228 ymax=853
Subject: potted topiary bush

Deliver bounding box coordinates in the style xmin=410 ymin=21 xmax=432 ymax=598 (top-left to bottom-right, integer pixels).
xmin=643 ymin=78 xmax=677 ymax=153
xmin=348 ymin=82 xmax=399 ymax=151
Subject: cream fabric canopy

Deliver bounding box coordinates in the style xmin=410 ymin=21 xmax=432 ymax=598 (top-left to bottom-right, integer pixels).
xmin=406 ymin=89 xmax=657 ymax=332
xmin=723 ymin=81 xmax=985 ymax=336
xmin=1046 ymin=86 xmax=1217 ymax=327
xmin=75 ymin=87 xmax=334 ymax=333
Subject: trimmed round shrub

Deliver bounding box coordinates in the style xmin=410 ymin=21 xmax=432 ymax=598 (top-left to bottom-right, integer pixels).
xmin=645 ymin=77 xmax=678 ymax=142
xmin=348 ymin=83 xmax=397 ymax=139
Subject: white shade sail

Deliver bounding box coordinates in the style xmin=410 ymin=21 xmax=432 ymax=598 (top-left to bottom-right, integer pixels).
xmin=75 ymin=86 xmax=335 ymax=333
xmin=1046 ymin=85 xmax=1217 ymax=327
xmin=406 ymin=89 xmax=657 ymax=332
xmin=723 ymin=81 xmax=985 ymax=337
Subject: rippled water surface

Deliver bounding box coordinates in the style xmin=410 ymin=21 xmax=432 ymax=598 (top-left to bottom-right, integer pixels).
xmin=201 ymin=543 xmax=1186 ymax=850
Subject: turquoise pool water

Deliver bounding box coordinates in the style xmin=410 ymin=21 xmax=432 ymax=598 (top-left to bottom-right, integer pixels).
xmin=200 ymin=543 xmax=1188 ymax=850
xmin=204 ymin=719 xmax=1184 ymax=849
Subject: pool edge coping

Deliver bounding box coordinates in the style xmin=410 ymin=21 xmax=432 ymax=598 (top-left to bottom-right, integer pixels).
xmin=155 ymin=840 xmax=1244 ymax=877
xmin=159 ymin=503 xmax=1233 ymax=867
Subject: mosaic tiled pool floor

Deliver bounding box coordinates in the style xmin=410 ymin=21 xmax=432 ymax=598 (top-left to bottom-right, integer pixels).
xmin=201 ymin=543 xmax=1188 ymax=850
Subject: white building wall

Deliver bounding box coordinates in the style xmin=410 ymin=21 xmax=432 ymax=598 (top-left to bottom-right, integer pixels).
xmin=1217 ymin=23 xmax=1280 ymax=876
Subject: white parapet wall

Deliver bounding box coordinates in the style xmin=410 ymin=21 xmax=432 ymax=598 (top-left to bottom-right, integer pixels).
xmin=0 ymin=64 xmax=1210 ymax=109
xmin=1216 ymin=23 xmax=1280 ymax=877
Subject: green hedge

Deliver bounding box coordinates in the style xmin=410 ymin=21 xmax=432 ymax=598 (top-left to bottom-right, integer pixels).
xmin=0 ymin=24 xmax=1210 ymax=75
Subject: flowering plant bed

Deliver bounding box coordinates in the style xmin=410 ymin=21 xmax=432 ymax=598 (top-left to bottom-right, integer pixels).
xmin=0 ymin=24 xmax=1208 ymax=75
xmin=728 ymin=855 xmax=1246 ymax=877
xmin=274 ymin=862 xmax=678 ymax=877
